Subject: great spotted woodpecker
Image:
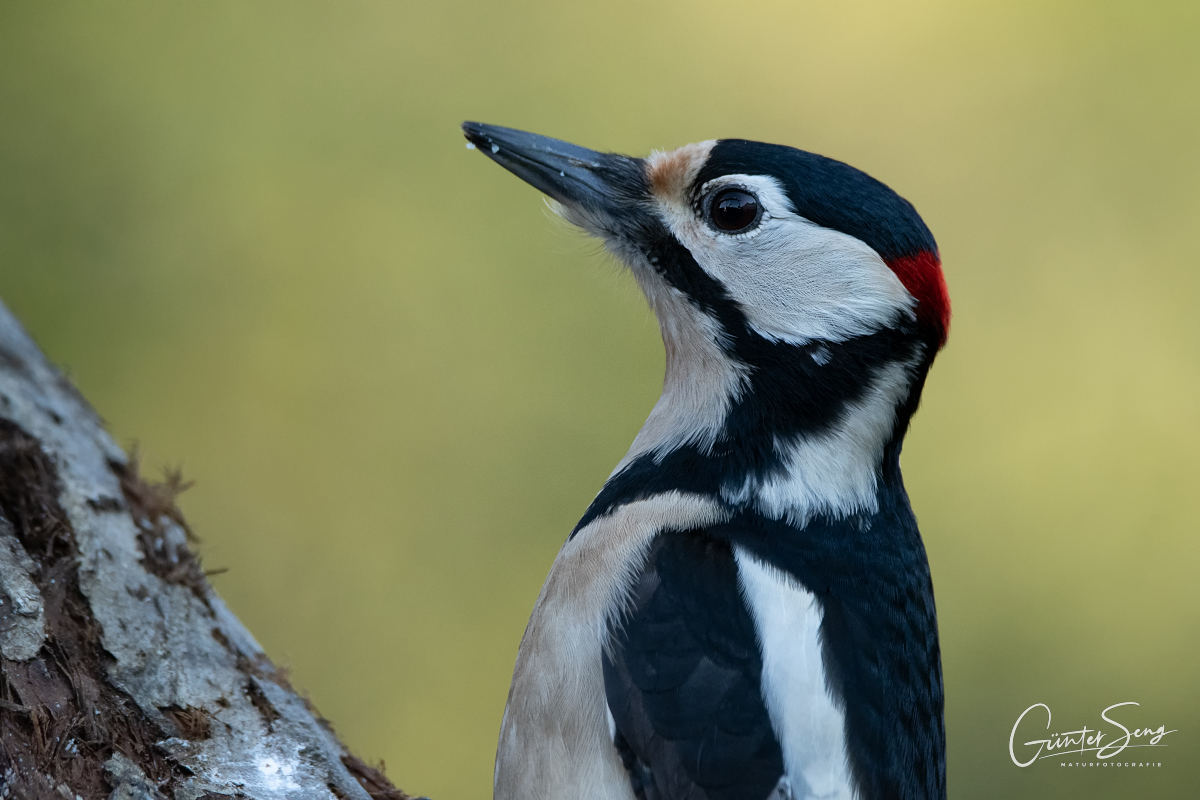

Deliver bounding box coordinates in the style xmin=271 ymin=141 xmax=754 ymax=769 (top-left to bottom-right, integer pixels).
xmin=463 ymin=122 xmax=950 ymax=800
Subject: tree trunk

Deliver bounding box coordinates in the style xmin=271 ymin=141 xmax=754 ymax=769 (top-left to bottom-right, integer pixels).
xmin=0 ymin=299 xmax=413 ymax=800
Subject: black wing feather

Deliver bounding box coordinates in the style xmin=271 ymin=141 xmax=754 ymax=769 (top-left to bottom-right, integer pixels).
xmin=603 ymin=530 xmax=784 ymax=800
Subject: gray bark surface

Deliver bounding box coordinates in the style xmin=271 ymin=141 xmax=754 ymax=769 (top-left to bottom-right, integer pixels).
xmin=0 ymin=299 xmax=412 ymax=800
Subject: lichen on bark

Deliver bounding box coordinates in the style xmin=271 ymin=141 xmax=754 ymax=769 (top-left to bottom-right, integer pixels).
xmin=0 ymin=299 xmax=412 ymax=800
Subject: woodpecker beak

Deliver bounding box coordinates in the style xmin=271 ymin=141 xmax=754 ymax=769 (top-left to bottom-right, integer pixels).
xmin=462 ymin=122 xmax=645 ymax=218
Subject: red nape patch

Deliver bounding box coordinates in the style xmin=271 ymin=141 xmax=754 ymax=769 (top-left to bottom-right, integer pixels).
xmin=886 ymin=251 xmax=951 ymax=349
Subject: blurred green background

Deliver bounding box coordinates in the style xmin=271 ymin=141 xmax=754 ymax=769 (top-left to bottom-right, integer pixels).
xmin=1 ymin=1 xmax=1197 ymax=797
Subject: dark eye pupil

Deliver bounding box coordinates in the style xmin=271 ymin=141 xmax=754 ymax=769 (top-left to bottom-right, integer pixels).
xmin=711 ymin=190 xmax=759 ymax=232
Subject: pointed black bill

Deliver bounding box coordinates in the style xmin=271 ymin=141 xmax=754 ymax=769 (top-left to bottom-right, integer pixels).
xmin=462 ymin=122 xmax=645 ymax=214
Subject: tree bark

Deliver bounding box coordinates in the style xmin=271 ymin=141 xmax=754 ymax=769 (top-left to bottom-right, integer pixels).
xmin=0 ymin=299 xmax=413 ymax=800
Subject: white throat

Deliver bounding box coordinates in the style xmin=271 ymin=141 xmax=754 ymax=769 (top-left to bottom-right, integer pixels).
xmin=611 ymin=256 xmax=749 ymax=475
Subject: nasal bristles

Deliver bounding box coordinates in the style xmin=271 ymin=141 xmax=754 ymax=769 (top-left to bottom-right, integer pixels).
xmin=645 ymin=142 xmax=716 ymax=203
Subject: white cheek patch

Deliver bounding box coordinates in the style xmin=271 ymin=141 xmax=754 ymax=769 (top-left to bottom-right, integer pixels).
xmin=657 ymin=176 xmax=916 ymax=345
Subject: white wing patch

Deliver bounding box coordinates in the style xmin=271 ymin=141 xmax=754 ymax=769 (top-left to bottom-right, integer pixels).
xmin=736 ymin=549 xmax=855 ymax=800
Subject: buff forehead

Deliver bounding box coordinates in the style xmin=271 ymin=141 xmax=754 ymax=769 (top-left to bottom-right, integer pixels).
xmin=645 ymin=141 xmax=716 ymax=207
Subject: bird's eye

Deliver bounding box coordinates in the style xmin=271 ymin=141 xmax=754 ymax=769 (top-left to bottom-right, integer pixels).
xmin=709 ymin=189 xmax=760 ymax=233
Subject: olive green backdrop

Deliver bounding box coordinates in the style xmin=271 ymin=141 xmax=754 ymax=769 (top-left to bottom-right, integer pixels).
xmin=1 ymin=2 xmax=1197 ymax=798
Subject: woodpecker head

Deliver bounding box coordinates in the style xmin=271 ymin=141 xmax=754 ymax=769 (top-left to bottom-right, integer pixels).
xmin=463 ymin=122 xmax=949 ymax=525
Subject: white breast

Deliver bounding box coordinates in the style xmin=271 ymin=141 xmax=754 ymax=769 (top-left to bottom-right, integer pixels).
xmin=494 ymin=492 xmax=728 ymax=800
xmin=736 ymin=549 xmax=855 ymax=800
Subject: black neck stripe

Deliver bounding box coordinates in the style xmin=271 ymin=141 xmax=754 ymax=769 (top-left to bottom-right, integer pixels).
xmin=571 ymin=327 xmax=928 ymax=536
